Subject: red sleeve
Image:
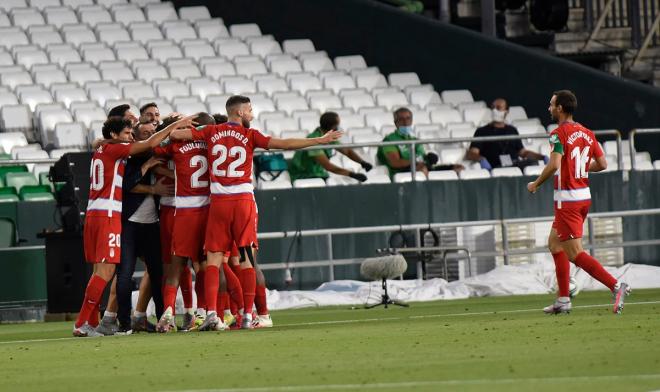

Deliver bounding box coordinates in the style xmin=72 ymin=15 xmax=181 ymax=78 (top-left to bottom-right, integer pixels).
xmin=251 ymin=128 xmax=271 ymax=149
xmin=191 ymin=125 xmax=209 ymax=141
xmin=593 ymin=141 xmax=604 ymax=158
xmin=152 ymin=144 xmax=172 ymax=157
xmin=107 ymin=142 xmax=132 ymax=160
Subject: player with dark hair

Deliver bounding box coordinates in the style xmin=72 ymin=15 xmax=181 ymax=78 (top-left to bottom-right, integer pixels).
xmin=527 ymin=90 xmax=630 ymax=315
xmin=171 ymin=95 xmax=342 ymax=330
xmin=108 ymin=104 xmax=138 ymax=126
xmin=139 ymin=102 xmax=160 ymax=126
xmin=73 ymin=116 xmax=193 ymax=337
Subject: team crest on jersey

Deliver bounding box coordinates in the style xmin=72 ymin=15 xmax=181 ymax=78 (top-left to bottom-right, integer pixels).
xmin=549 ymin=134 xmax=560 ymax=144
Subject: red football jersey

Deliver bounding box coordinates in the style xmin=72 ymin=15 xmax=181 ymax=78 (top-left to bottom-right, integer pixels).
xmin=171 ymin=139 xmax=210 ymax=213
xmin=153 ymin=144 xmax=175 ymax=208
xmin=86 ymin=142 xmax=132 ymax=218
xmin=191 ymin=122 xmax=271 ymax=197
xmin=549 ymin=122 xmax=603 ymax=205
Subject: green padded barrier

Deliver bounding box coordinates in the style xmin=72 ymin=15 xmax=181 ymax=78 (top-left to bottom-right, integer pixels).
xmin=0 ymin=247 xmax=46 ymax=304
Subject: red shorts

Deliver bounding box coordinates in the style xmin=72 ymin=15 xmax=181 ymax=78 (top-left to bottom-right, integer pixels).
xmin=172 ymin=207 xmax=209 ymax=262
xmin=224 ymin=242 xmax=240 ymax=258
xmin=160 ymin=206 xmax=175 ymax=264
xmin=205 ymin=197 xmax=258 ymax=253
xmin=552 ymin=202 xmax=590 ymax=242
xmin=83 ymin=215 xmax=122 ymax=264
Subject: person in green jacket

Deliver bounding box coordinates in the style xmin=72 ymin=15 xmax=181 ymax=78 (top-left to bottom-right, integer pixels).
xmin=289 ymin=112 xmax=373 ymax=182
xmin=377 ymin=107 xmax=430 ymax=178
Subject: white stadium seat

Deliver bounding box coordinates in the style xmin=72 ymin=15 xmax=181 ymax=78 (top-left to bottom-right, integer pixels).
xmin=459 ymin=169 xmax=490 ymax=179
xmin=430 ymin=109 xmax=463 ymax=126
xmin=282 ymin=39 xmax=315 ymax=56
xmin=229 ymin=23 xmax=262 ymax=39
xmin=178 ymin=6 xmax=211 ymax=22
xmin=428 ymin=170 xmax=459 ymax=181
xmin=375 ymin=92 xmax=408 ymax=111
xmin=1 ymin=104 xmax=32 ymax=129
xmin=144 ymin=2 xmax=178 ymax=24
xmin=491 ymin=167 xmax=523 ymax=177
xmin=54 ymin=122 xmax=87 ymax=148
xmin=410 ymin=90 xmax=442 ymax=109
xmin=393 ymin=172 xmax=426 ymax=183
xmin=293 ymin=178 xmax=326 ymax=188
xmin=388 ymin=72 xmax=421 ymax=89
xmin=309 ymin=95 xmax=342 ymax=113
xmin=264 ymin=117 xmax=298 ymax=137
xmin=74 ymin=107 xmax=106 ymax=128
xmin=441 ymin=89 xmax=474 ymax=106
xmin=250 ymin=40 xmax=282 ymax=59
xmin=334 ymin=55 xmax=367 ymax=71
xmin=463 ymin=107 xmax=492 ymax=127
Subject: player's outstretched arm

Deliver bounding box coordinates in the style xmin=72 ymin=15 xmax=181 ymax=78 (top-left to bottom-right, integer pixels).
xmin=169 ymin=127 xmax=193 ymax=141
xmin=527 ymin=152 xmax=561 ymax=193
xmin=130 ymin=116 xmax=195 ymax=155
xmin=588 ymin=154 xmax=607 ymax=172
xmin=268 ymin=130 xmax=343 ymax=150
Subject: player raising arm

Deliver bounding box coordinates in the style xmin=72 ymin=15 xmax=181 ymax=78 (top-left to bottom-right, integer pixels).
xmin=171 ymin=95 xmax=342 ymax=330
xmin=73 ymin=116 xmax=194 ymax=337
xmin=527 ymin=90 xmax=629 ymax=316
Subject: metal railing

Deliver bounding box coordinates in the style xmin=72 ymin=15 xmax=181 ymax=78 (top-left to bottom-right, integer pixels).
xmin=628 ymin=128 xmax=660 ymax=170
xmin=256 ymin=208 xmax=660 ymax=280
xmin=256 ymin=129 xmax=623 ymax=182
xmin=0 ymin=130 xmax=625 ymax=181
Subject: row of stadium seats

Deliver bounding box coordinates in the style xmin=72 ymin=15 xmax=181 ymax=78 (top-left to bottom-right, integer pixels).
xmin=0 ymin=0 xmax=658 ymax=194
xmin=0 ymin=162 xmax=56 ymax=201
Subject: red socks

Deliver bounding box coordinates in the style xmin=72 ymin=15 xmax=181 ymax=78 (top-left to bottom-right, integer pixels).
xmin=219 ymin=291 xmax=229 ymax=314
xmin=240 ymin=268 xmax=256 ymax=315
xmin=88 ymin=303 xmax=100 ymax=328
xmin=195 ymin=269 xmax=206 ymax=310
xmin=204 ymin=265 xmax=220 ymax=313
xmin=552 ymin=251 xmax=571 ymax=297
xmin=574 ymin=252 xmax=617 ymax=291
xmin=163 ymin=284 xmax=178 ymax=312
xmin=255 ymin=284 xmax=268 ymax=315
xmin=75 ymin=275 xmax=107 ymax=328
xmin=179 ymin=266 xmax=193 ymax=309
xmin=223 ymin=263 xmax=244 ymax=311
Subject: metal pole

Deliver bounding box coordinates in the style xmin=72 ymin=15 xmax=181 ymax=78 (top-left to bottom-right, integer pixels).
xmin=628 ymin=130 xmax=637 ymax=170
xmin=627 ymin=0 xmax=640 ymax=46
xmin=438 ymin=0 xmax=451 ymax=23
xmin=500 ymin=222 xmax=509 ymax=265
xmin=587 ymin=217 xmax=596 ymax=256
xmin=410 ymin=141 xmax=417 ymax=182
xmin=481 ymin=0 xmax=497 ymax=37
xmin=414 ymin=228 xmax=423 ymax=280
xmin=327 ymin=233 xmax=334 ymax=281
xmin=585 ymin=0 xmax=594 ymax=31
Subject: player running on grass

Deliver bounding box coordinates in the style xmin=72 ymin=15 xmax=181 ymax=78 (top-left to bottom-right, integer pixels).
xmin=73 ymin=116 xmax=194 ymax=337
xmin=171 ymin=95 xmax=343 ymax=331
xmin=527 ymin=90 xmax=630 ymax=315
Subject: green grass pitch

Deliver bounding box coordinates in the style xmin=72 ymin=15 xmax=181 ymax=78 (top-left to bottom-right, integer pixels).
xmin=1 ymin=289 xmax=659 ymax=392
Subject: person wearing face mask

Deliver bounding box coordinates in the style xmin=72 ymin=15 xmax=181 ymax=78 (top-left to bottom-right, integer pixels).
xmin=466 ymin=98 xmax=548 ymax=170
xmin=377 ymin=107 xmax=433 ymax=178
xmin=288 ymin=112 xmax=372 ymax=183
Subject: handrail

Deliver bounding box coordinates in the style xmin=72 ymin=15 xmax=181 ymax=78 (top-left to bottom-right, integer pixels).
xmin=257 ymin=208 xmax=660 ymax=240
xmin=628 ymin=128 xmax=660 ymax=170
xmin=256 ymin=208 xmax=660 ymax=278
xmin=0 ymin=130 xmax=623 ymax=175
